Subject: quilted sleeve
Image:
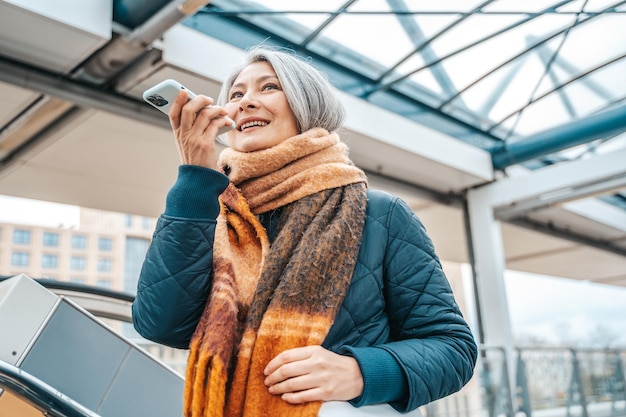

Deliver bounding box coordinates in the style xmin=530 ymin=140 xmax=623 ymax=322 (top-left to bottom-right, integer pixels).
xmin=132 ymin=215 xmax=217 ymax=348
xmin=381 ymin=195 xmax=477 ymax=411
xmin=131 ymin=166 xmax=229 ymax=348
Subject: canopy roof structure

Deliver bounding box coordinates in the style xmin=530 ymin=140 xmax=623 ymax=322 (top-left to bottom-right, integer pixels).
xmin=177 ymin=1 xmax=626 ymax=152
xmin=0 ymin=0 xmax=625 ymax=287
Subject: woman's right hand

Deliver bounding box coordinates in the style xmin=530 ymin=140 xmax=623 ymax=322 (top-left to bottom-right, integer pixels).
xmin=168 ymin=90 xmax=232 ymax=169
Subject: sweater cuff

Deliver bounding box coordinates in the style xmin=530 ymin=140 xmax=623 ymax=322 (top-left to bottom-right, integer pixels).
xmin=164 ymin=165 xmax=229 ymax=219
xmin=338 ymin=345 xmax=408 ymax=407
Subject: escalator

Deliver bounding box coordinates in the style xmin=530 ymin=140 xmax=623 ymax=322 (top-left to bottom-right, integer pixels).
xmin=0 ymin=274 xmax=184 ymax=417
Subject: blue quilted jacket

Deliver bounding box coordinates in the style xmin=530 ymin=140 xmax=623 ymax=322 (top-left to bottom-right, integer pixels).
xmin=132 ymin=165 xmax=477 ymax=412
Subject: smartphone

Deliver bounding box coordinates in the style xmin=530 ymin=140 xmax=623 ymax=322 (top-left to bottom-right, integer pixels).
xmin=143 ymin=79 xmax=236 ymax=135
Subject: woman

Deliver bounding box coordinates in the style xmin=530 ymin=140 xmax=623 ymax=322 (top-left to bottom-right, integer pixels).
xmin=132 ymin=46 xmax=477 ymax=417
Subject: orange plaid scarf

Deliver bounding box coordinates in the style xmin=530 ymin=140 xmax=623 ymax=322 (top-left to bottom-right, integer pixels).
xmin=184 ymin=128 xmax=368 ymax=417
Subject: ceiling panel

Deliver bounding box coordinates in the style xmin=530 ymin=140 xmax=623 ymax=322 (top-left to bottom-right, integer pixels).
xmin=527 ymin=205 xmax=626 ymax=242
xmin=506 ymin=244 xmax=626 ymax=283
xmin=0 ymin=0 xmax=111 ymax=73
xmin=0 ymin=82 xmax=39 ymax=127
xmin=501 ymin=222 xmax=577 ymax=261
xmin=411 ymin=203 xmax=468 ymax=264
xmin=0 ymin=110 xmax=179 ymax=217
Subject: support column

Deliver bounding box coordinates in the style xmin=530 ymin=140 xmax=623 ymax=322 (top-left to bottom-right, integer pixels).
xmin=466 ymin=186 xmax=514 ymax=348
xmin=466 ymin=185 xmax=516 ymax=413
xmin=465 ymin=147 xmax=626 ymax=414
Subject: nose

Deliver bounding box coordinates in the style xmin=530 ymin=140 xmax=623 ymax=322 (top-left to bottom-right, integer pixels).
xmin=238 ymin=91 xmax=258 ymax=111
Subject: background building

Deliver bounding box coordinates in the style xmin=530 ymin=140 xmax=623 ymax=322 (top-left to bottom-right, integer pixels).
xmin=0 ymin=208 xmax=155 ymax=294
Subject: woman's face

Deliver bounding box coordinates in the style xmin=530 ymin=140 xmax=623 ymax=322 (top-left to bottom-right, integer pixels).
xmin=224 ymin=61 xmax=299 ymax=152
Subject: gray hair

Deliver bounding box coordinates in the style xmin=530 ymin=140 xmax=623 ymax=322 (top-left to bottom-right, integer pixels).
xmin=217 ymin=46 xmax=346 ymax=134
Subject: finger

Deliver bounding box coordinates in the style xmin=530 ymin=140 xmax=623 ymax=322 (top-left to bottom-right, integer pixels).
xmin=179 ymin=95 xmax=214 ymax=132
xmin=281 ymin=387 xmax=327 ymax=404
xmin=264 ymin=346 xmax=314 ymax=377
xmin=194 ymin=106 xmax=226 ymax=125
xmin=186 ymin=94 xmax=215 ymax=112
xmin=267 ymin=374 xmax=317 ymax=396
xmin=168 ymin=90 xmax=189 ymax=129
xmin=189 ymin=105 xmax=230 ymax=140
xmin=265 ymin=359 xmax=312 ymax=387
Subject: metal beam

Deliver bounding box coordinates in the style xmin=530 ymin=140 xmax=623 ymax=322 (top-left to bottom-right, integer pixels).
xmin=77 ymin=0 xmax=214 ymax=83
xmin=495 ymin=174 xmax=626 ymax=220
xmin=509 ymin=217 xmax=626 ymax=258
xmin=0 ymin=55 xmax=169 ymax=130
xmin=482 ymin=147 xmax=626 ymax=208
xmin=491 ymin=102 xmax=626 ymax=170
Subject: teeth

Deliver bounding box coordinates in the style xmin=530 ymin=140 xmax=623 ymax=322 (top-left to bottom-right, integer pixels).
xmin=240 ymin=121 xmax=268 ymax=130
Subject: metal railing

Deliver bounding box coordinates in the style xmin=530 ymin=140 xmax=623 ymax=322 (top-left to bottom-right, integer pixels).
xmin=0 ymin=360 xmax=101 ymax=417
xmin=421 ymin=346 xmax=626 ymax=417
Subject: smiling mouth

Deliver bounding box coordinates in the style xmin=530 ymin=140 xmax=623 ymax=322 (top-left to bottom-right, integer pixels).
xmin=239 ymin=120 xmax=269 ymax=131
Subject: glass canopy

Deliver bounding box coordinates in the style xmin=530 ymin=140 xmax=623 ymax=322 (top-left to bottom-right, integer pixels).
xmin=172 ymin=0 xmax=626 ymax=207
xmin=186 ymin=0 xmax=625 ymax=145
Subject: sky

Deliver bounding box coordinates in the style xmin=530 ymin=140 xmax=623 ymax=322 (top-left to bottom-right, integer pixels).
xmin=504 ymin=271 xmax=626 ymax=347
xmin=0 ymin=195 xmax=80 ymax=228
xmin=2 ymin=194 xmax=625 ymax=348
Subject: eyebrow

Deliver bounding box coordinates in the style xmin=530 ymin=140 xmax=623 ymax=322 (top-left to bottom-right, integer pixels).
xmin=230 ymin=74 xmax=280 ymax=91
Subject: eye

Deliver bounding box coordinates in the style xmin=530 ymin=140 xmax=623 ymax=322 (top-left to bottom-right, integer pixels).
xmin=229 ymin=90 xmax=243 ymax=100
xmin=262 ymin=83 xmax=279 ymax=91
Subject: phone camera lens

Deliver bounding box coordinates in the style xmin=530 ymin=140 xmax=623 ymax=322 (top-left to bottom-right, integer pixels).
xmin=147 ymin=94 xmax=168 ymax=107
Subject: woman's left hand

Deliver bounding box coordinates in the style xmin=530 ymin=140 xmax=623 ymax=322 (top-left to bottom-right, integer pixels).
xmin=263 ymin=345 xmax=364 ymax=404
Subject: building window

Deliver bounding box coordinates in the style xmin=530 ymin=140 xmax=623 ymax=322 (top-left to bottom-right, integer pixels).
xmin=11 ymin=252 xmax=30 ymax=267
xmin=13 ymin=229 xmax=31 ymax=245
xmin=96 ymin=279 xmax=112 ymax=289
xmin=142 ymin=217 xmax=152 ymax=230
xmin=69 ymin=277 xmax=85 ymax=285
xmin=97 ymin=257 xmax=112 ymax=273
xmin=98 ymin=237 xmax=113 ymax=251
xmin=70 ymin=256 xmax=86 ymax=271
xmin=41 ymin=254 xmax=58 ymax=269
xmin=124 ymin=214 xmax=133 ymax=228
xmin=71 ymin=235 xmax=87 ymax=249
xmin=43 ymin=232 xmax=60 ymax=247
xmin=124 ymin=237 xmax=150 ymax=294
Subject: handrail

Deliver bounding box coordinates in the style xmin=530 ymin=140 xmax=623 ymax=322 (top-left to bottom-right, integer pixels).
xmin=0 ymin=360 xmax=101 ymax=417
xmin=0 ymin=276 xmax=134 ymax=302
xmin=0 ymin=276 xmax=134 ymax=322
